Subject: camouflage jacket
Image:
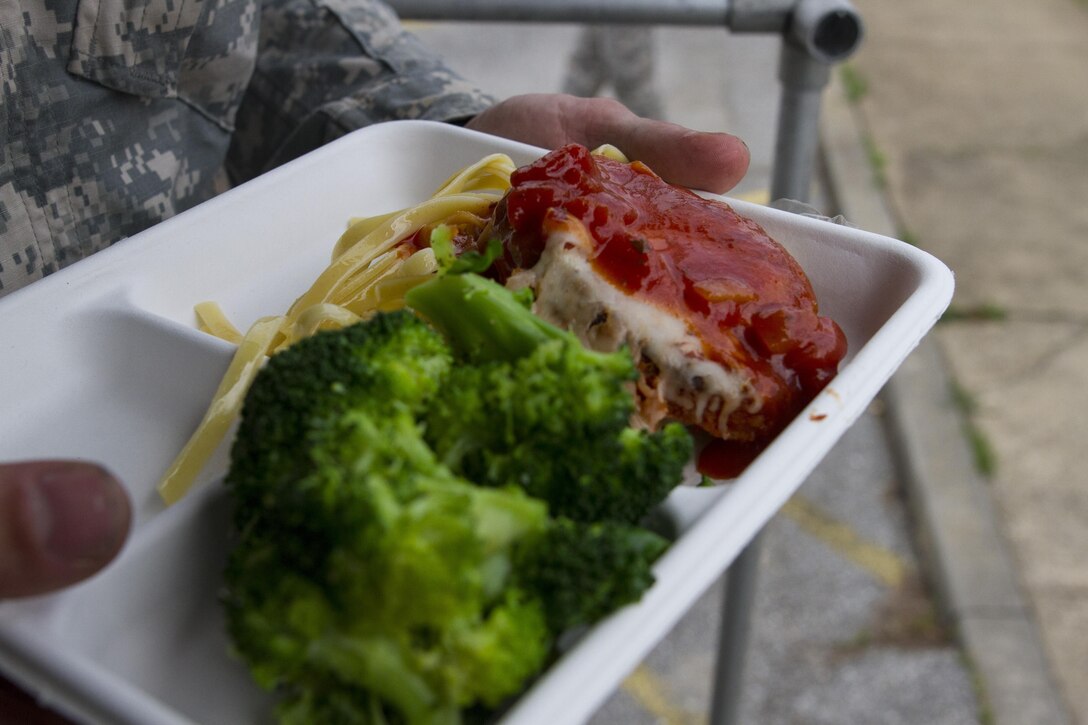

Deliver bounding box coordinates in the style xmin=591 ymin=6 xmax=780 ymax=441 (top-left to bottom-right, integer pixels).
xmin=0 ymin=0 xmax=492 ymax=297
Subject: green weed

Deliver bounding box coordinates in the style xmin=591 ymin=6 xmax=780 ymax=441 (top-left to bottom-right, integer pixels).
xmin=863 ymin=134 xmax=887 ymax=188
xmin=841 ymin=63 xmax=869 ymax=103
xmin=949 ymin=380 xmax=997 ymax=477
xmin=940 ymin=303 xmax=1009 ymax=323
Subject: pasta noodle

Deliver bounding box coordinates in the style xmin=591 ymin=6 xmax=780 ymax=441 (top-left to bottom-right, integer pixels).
xmin=194 ymin=301 xmax=243 ymax=344
xmin=158 ymin=316 xmax=284 ymax=505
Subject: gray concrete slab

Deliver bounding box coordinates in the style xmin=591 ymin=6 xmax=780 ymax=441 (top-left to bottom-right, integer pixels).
xmin=845 ymin=0 xmax=1088 ymax=720
xmin=824 ymin=61 xmax=1072 ymax=724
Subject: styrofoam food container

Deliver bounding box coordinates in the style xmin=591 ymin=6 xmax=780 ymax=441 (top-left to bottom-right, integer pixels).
xmin=0 ymin=121 xmax=954 ymax=725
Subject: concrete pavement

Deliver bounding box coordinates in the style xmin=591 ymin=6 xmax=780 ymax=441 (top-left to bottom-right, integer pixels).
xmin=838 ymin=0 xmax=1088 ymax=722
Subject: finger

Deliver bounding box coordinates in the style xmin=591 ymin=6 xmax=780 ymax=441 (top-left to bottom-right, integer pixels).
xmin=574 ymin=98 xmax=751 ymax=194
xmin=465 ymin=94 xmax=569 ymax=149
xmin=618 ymin=123 xmax=750 ymax=194
xmin=0 ymin=461 xmax=131 ymax=599
xmin=467 ymin=94 xmax=750 ymax=194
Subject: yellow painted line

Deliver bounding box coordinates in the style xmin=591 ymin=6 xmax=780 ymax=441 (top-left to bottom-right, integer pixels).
xmin=621 ymin=664 xmax=701 ymax=725
xmin=616 ymin=493 xmax=904 ymax=723
xmin=781 ymin=495 xmax=908 ymax=589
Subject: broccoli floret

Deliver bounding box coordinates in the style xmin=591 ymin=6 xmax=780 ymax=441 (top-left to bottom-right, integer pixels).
xmin=403 ymin=271 xmax=586 ymax=366
xmin=514 ymin=518 xmax=669 ymax=635
xmin=406 ymin=273 xmax=693 ymax=524
xmin=227 ymin=310 xmax=451 ymax=529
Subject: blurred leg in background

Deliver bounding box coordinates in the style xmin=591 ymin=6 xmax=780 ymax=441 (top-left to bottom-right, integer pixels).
xmin=562 ymin=26 xmax=665 ymax=120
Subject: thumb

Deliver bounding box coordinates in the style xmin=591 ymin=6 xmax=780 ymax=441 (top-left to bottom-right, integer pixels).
xmin=0 ymin=461 xmax=131 ymax=599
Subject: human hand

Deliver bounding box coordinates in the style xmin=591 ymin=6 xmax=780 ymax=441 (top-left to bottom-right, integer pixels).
xmin=0 ymin=461 xmax=131 ymax=599
xmin=465 ymin=94 xmax=750 ymax=195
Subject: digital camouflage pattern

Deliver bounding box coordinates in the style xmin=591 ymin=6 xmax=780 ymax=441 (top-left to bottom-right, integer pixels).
xmin=0 ymin=0 xmax=492 ymax=296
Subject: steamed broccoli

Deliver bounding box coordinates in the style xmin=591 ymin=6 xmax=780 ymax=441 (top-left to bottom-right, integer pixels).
xmin=514 ymin=518 xmax=669 ymax=635
xmin=406 ymin=273 xmax=693 ymax=524
xmin=222 ymin=273 xmax=690 ymax=724
xmin=226 ymin=311 xmax=451 ymax=528
xmin=224 ymin=315 xmax=553 ymax=723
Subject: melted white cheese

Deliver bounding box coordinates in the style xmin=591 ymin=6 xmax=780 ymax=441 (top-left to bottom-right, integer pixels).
xmin=508 ymin=220 xmax=760 ymax=436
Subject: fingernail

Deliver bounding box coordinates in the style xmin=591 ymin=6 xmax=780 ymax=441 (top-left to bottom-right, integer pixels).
xmin=30 ymin=464 xmax=130 ymax=567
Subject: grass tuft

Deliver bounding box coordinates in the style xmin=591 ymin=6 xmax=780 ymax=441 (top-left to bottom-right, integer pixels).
xmin=940 ymin=303 xmax=1009 ymax=323
xmin=949 ymin=380 xmax=998 ymax=477
xmin=841 ymin=63 xmax=869 ymax=103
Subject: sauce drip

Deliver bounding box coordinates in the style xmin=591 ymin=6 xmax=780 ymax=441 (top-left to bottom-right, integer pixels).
xmin=488 ymin=145 xmax=847 ymax=476
xmin=697 ymin=439 xmax=766 ymax=480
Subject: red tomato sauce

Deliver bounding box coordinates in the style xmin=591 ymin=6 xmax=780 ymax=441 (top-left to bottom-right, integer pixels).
xmin=696 ymin=439 xmax=767 ymax=480
xmin=487 ymin=145 xmax=847 ymax=476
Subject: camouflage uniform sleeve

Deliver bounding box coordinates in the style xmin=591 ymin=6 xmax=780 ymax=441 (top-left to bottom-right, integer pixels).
xmin=226 ymin=0 xmax=496 ymax=183
xmin=1 ymin=0 xmax=259 ymax=297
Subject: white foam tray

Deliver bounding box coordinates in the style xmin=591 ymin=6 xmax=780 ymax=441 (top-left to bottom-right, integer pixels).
xmin=0 ymin=121 xmax=954 ymax=725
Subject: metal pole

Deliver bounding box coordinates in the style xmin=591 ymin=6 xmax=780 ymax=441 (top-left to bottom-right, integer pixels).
xmin=770 ymin=41 xmax=831 ymax=202
xmin=771 ymin=0 xmax=862 ymax=202
xmin=386 ymin=0 xmax=731 ymax=25
xmin=709 ymin=532 xmax=765 ymax=725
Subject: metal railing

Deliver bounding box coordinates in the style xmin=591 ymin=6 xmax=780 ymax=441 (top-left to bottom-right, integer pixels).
xmin=388 ymin=0 xmax=863 ymax=201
